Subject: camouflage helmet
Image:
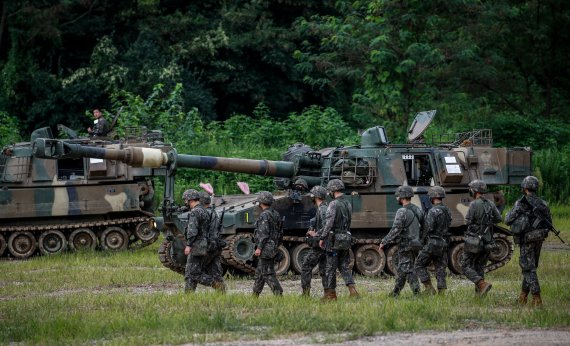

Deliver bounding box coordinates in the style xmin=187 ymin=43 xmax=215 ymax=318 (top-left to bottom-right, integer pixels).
xmin=395 ymin=185 xmax=414 ymax=199
xmin=428 ymin=186 xmax=446 ymax=199
xmin=294 ymin=178 xmax=308 ymax=191
xmin=183 ymin=189 xmax=201 ymax=202
xmin=257 ymin=191 xmax=274 ymax=206
xmin=199 ymin=191 xmax=211 ymax=205
xmin=521 ymin=175 xmax=539 ymax=191
xmin=468 ymin=179 xmax=488 ymax=193
xmin=326 ymin=179 xmax=345 ymax=192
xmin=310 ymin=185 xmax=327 ymax=200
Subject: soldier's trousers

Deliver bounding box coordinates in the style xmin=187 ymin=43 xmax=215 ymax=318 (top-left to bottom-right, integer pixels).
xmin=185 ymin=254 xmax=215 ymax=290
xmin=415 ymin=246 xmax=448 ymax=289
xmin=300 ymin=247 xmax=326 ymax=290
xmin=460 ymin=250 xmax=489 ymax=284
xmin=204 ymin=249 xmax=224 ymax=283
xmin=394 ymin=248 xmax=420 ymax=294
xmin=253 ymin=257 xmax=283 ymax=295
xmin=322 ymin=250 xmax=354 ymax=290
xmin=520 ymin=240 xmax=543 ymax=294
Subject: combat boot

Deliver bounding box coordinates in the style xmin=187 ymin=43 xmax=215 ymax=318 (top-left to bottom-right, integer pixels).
xmin=321 ymin=289 xmax=337 ymax=301
xmin=518 ymin=290 xmax=529 ymax=305
xmin=476 ymin=280 xmax=492 ymax=297
xmin=252 ymin=291 xmax=260 ymax=298
xmin=531 ymin=293 xmax=543 ymax=308
xmin=422 ymin=280 xmax=437 ymax=295
xmin=212 ymin=281 xmax=226 ymax=294
xmin=348 ymin=284 xmax=360 ymax=298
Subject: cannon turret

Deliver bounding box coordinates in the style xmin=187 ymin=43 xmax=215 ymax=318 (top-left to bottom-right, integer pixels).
xmin=27 ymin=111 xmax=532 ymax=277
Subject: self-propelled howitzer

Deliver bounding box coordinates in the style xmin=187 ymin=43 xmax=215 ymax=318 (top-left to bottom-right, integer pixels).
xmin=0 ymin=127 xmax=162 ymax=259
xmin=32 ymin=111 xmax=532 ymax=277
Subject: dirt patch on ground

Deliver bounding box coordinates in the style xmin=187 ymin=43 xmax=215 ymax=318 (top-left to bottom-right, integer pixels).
xmin=193 ymin=328 xmax=570 ymax=346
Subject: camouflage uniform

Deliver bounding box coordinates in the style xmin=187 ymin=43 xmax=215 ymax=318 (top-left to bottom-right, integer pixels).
xmin=320 ymin=194 xmax=355 ymax=292
xmin=253 ymin=195 xmax=283 ymax=296
xmin=460 ymin=195 xmax=502 ymax=289
xmin=91 ymin=115 xmax=110 ymax=137
xmin=381 ymin=203 xmax=423 ymax=296
xmin=505 ymin=176 xmax=551 ymax=304
xmin=415 ymin=202 xmax=451 ymax=290
xmin=301 ymin=201 xmax=327 ymax=292
xmin=202 ymin=203 xmax=225 ymax=286
xmin=184 ymin=202 xmax=217 ymax=291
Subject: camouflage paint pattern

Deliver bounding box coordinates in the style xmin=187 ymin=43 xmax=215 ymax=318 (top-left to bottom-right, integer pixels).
xmin=0 ymin=128 xmax=164 ymax=258
xmin=28 ymin=112 xmax=531 ymax=277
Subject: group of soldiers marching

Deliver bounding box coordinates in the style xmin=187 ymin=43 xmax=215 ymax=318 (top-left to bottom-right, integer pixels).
xmin=181 ymin=175 xmax=551 ymax=308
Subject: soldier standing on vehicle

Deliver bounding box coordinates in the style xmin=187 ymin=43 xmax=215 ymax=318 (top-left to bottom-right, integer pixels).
xmin=252 ymin=191 xmax=284 ymax=296
xmin=415 ymin=186 xmax=452 ymax=295
xmin=87 ymin=109 xmax=110 ymax=137
xmin=200 ymin=192 xmax=227 ymax=293
xmin=183 ymin=189 xmax=225 ymax=293
xmin=505 ymin=176 xmax=552 ymax=307
xmin=300 ymin=185 xmax=328 ymax=296
xmin=461 ymin=179 xmax=502 ymax=297
xmin=380 ymin=185 xmax=423 ymax=297
xmin=318 ymin=179 xmax=359 ymax=300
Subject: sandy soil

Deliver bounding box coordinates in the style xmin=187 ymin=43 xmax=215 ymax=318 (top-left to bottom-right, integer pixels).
xmin=193 ymin=328 xmax=570 ymax=346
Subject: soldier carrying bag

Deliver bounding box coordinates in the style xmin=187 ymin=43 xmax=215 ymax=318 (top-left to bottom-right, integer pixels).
xmin=192 ymin=237 xmax=208 ymax=256
xmin=332 ymin=199 xmax=352 ymax=251
xmin=260 ymin=212 xmax=284 ymax=259
xmin=464 ymin=203 xmax=493 ymax=254
xmin=406 ymin=208 xmax=423 ymax=251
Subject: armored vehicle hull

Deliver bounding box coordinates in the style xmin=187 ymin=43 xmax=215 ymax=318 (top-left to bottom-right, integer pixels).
xmin=0 ymin=127 xmax=162 ymax=258
xmin=33 ymin=111 xmax=532 ymax=276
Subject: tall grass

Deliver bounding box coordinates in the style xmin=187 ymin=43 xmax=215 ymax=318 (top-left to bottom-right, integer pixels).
xmin=1 ymin=235 xmax=569 ymax=345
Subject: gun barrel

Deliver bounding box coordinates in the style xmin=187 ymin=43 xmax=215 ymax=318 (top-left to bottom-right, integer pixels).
xmin=176 ymin=154 xmax=296 ymax=178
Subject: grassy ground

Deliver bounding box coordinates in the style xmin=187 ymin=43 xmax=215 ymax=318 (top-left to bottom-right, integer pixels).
xmin=1 ymin=215 xmax=569 ymax=345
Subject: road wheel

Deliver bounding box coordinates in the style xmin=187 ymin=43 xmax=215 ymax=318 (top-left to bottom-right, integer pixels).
xmin=354 ymin=244 xmax=386 ymax=276
xmin=0 ymin=233 xmax=7 ymax=256
xmin=134 ymin=222 xmax=159 ymax=243
xmin=69 ymin=228 xmax=97 ymax=251
xmin=448 ymin=242 xmax=464 ymax=274
xmin=8 ymin=232 xmax=37 ymax=259
xmin=385 ymin=245 xmax=399 ymax=276
xmin=290 ymin=243 xmax=318 ymax=274
xmin=489 ymin=234 xmax=511 ymax=262
xmin=100 ymin=227 xmax=129 ymax=251
xmin=274 ymin=245 xmax=291 ymax=276
xmin=231 ymin=234 xmax=255 ymax=262
xmin=38 ymin=230 xmax=67 ymax=255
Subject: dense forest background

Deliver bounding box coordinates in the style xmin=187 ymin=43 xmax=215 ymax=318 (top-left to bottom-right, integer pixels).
xmin=1 ymin=0 xmax=569 ymax=203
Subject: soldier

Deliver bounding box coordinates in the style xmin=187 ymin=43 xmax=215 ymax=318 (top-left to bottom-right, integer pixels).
xmin=183 ymin=189 xmax=225 ymax=293
xmin=300 ymin=185 xmax=328 ymax=296
xmin=252 ymin=191 xmax=284 ymax=296
xmin=200 ymin=192 xmax=227 ymax=293
xmin=415 ymin=186 xmax=452 ymax=295
xmin=379 ymin=185 xmax=423 ymax=297
xmin=293 ymin=178 xmax=309 ymax=193
xmin=290 ymin=178 xmax=309 ymax=203
xmin=318 ymin=179 xmax=359 ymax=300
xmin=460 ymin=179 xmax=502 ymax=297
xmin=87 ymin=109 xmax=110 ymax=137
xmin=505 ymin=176 xmax=552 ymax=307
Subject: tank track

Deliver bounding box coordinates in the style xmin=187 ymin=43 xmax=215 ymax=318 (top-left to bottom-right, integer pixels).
xmin=159 ymin=233 xmax=514 ymax=276
xmin=450 ymin=233 xmax=514 ymax=273
xmin=221 ymin=234 xmax=256 ymax=274
xmin=158 ymin=240 xmax=185 ymax=275
xmin=0 ymin=216 xmax=158 ymax=256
